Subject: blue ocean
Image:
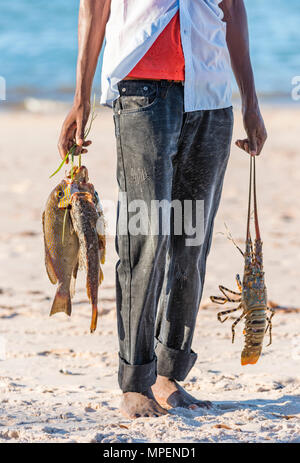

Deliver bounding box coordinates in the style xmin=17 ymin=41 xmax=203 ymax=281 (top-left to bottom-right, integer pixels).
xmin=1 ymin=0 xmax=300 ymax=105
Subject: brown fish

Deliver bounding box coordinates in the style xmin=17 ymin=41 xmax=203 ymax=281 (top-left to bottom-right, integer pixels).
xmin=42 ymin=180 xmax=79 ymax=316
xmin=69 ymin=166 xmax=105 ymax=333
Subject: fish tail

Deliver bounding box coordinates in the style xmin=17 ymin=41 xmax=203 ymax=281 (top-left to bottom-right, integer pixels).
xmin=86 ymin=276 xmax=99 ymax=332
xmin=50 ymin=285 xmax=72 ymax=316
xmin=90 ymin=304 xmax=98 ymax=333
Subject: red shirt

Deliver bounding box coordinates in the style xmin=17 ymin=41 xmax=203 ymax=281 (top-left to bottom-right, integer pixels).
xmin=127 ymin=12 xmax=185 ymax=81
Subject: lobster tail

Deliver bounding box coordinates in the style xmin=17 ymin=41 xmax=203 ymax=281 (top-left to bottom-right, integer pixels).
xmin=241 ymin=307 xmax=267 ymax=365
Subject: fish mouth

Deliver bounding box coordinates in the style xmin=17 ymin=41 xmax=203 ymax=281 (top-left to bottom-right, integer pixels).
xmin=67 ymin=165 xmax=89 ymax=183
xmin=57 ymin=182 xmax=84 ymax=209
xmin=57 ymin=182 xmax=89 ymax=209
xmin=57 ymin=180 xmax=95 ymax=210
xmin=70 ymin=183 xmax=80 ymax=197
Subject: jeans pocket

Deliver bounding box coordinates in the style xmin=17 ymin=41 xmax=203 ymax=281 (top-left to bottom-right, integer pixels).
xmin=117 ymin=81 xmax=159 ymax=114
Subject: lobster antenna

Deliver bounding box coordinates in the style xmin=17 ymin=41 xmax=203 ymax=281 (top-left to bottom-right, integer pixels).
xmin=252 ymin=156 xmax=261 ymax=240
xmin=246 ymin=155 xmax=253 ymax=241
xmin=223 ymin=223 xmax=244 ymax=256
xmin=246 ymin=155 xmax=261 ymax=241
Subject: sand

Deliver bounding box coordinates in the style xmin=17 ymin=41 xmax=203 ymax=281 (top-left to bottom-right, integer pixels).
xmin=0 ymin=104 xmax=299 ymax=443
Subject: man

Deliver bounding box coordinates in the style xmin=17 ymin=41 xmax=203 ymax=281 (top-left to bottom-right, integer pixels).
xmin=58 ymin=0 xmax=267 ymax=419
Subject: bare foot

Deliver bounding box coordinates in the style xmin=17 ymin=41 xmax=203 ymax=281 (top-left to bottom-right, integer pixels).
xmin=120 ymin=388 xmax=168 ymax=419
xmin=152 ymin=375 xmax=212 ymax=410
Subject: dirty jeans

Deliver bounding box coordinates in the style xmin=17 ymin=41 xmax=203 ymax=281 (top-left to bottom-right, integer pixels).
xmin=113 ymin=80 xmax=233 ymax=392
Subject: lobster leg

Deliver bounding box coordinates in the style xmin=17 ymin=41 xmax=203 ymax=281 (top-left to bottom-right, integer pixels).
xmin=217 ymin=306 xmax=241 ymax=323
xmin=219 ymin=285 xmax=242 ymax=302
xmin=231 ymin=306 xmax=245 ymax=343
xmin=267 ymin=306 xmax=276 ymax=316
xmin=211 ymin=295 xmax=228 ymax=305
xmin=265 ymin=307 xmax=275 ymax=346
xmin=210 ymin=287 xmax=241 ymax=305
xmin=236 ymin=274 xmax=243 ymax=292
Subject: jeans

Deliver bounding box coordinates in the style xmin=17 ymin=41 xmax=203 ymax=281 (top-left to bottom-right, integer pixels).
xmin=113 ymin=80 xmax=233 ymax=392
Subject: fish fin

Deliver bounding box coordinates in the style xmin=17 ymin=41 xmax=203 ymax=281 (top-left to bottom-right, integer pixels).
xmin=70 ymin=261 xmax=79 ymax=299
xmin=100 ymin=248 xmax=106 ymax=265
xmin=99 ymin=267 xmax=104 ymax=285
xmin=98 ymin=234 xmax=106 ymax=249
xmin=50 ymin=285 xmax=71 ymax=316
xmin=42 ymin=211 xmax=58 ymax=284
xmin=45 ymin=250 xmax=58 ymax=285
xmin=98 ymin=235 xmax=106 ymax=264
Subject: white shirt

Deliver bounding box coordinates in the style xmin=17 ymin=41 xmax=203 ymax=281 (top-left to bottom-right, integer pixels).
xmin=100 ymin=0 xmax=232 ymax=112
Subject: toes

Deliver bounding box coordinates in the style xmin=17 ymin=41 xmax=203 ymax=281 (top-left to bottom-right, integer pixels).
xmin=120 ymin=394 xmax=168 ymax=419
xmin=188 ymin=401 xmax=212 ymax=410
xmin=129 ymin=408 xmax=166 ymax=419
xmin=133 ymin=410 xmax=163 ymax=418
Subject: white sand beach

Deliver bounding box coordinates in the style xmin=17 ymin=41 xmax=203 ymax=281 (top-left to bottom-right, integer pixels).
xmin=0 ymin=105 xmax=300 ymax=443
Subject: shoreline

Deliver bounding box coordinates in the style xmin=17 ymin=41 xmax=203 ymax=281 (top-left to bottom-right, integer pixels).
xmin=1 ymin=91 xmax=300 ymax=114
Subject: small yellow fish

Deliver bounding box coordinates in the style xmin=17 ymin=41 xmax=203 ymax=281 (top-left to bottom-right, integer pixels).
xmin=42 ymin=180 xmax=79 ymax=316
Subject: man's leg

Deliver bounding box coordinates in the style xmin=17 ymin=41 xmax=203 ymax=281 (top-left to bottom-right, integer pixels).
xmin=113 ymin=80 xmax=185 ymax=418
xmin=153 ymin=107 xmax=234 ymax=409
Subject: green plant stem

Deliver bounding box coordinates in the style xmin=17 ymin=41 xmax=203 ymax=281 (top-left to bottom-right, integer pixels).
xmin=62 ymin=208 xmax=68 ymax=245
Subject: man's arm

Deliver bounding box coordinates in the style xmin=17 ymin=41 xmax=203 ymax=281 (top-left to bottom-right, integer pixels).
xmin=220 ymin=0 xmax=267 ymax=156
xmin=58 ymin=0 xmax=111 ymax=161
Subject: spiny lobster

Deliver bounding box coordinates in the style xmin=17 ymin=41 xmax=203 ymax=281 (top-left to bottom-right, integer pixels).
xmin=210 ymin=156 xmax=275 ymax=365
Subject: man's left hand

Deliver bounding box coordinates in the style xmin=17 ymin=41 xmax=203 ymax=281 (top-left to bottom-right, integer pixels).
xmin=236 ymin=106 xmax=267 ymax=156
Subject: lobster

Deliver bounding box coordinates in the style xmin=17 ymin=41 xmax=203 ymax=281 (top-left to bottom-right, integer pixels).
xmin=210 ymin=156 xmax=275 ymax=365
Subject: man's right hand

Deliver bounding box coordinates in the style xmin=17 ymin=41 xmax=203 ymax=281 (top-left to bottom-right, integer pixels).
xmin=58 ymin=101 xmax=92 ymax=163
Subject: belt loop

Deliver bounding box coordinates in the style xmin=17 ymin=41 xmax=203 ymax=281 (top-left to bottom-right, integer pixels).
xmin=160 ymin=80 xmax=171 ymax=99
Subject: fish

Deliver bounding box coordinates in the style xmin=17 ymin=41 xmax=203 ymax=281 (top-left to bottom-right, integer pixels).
xmin=42 ymin=179 xmax=79 ymax=317
xmin=69 ymin=166 xmax=106 ymax=333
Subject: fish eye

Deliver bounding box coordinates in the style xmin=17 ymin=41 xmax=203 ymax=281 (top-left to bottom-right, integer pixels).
xmin=57 ymin=190 xmax=64 ymax=199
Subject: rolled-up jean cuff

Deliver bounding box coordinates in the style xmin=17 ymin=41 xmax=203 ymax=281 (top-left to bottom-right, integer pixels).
xmin=118 ymin=354 xmax=157 ymax=392
xmin=155 ymin=340 xmax=197 ymax=381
